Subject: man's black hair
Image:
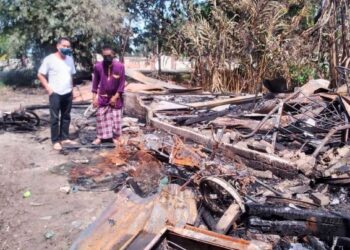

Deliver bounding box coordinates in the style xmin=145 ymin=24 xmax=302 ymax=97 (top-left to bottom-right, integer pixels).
xmin=102 ymin=44 xmax=114 ymax=51
xmin=57 ymin=37 xmax=71 ymax=45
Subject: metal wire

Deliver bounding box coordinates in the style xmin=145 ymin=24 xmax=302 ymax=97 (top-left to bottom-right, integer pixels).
xmin=273 ymin=92 xmax=347 ymax=153
xmin=336 ymin=66 xmax=350 ymax=93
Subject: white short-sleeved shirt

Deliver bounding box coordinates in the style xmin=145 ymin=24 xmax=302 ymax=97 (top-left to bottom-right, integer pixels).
xmin=38 ymin=54 xmax=76 ymax=95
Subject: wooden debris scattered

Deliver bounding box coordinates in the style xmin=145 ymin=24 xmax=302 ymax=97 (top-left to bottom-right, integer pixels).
xmin=71 ymin=185 xmax=198 ymax=250
xmin=188 ymin=94 xmax=259 ymax=109
xmin=125 ymin=68 xmax=185 ymax=90
xmin=19 ymin=71 xmax=350 ymax=249
xmin=169 ymin=136 xmax=206 ymax=169
xmin=215 ymin=203 xmax=241 ymax=234
xmin=247 ymin=204 xmax=350 ymax=237
xmin=144 ymin=225 xmax=272 ymax=250
xmin=311 ymin=192 xmax=331 ymax=206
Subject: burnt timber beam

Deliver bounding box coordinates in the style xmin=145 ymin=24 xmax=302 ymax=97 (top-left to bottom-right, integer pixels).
xmin=246 ymin=204 xmax=350 ymax=237
xmin=129 ymin=91 xmax=298 ymax=179
xmin=150 ymin=118 xmax=298 ymax=178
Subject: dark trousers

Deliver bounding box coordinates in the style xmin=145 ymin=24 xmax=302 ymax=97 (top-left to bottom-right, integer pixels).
xmin=49 ymin=92 xmax=72 ymax=143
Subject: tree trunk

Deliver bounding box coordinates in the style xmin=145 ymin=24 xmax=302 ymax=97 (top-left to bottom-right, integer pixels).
xmin=157 ymin=38 xmax=162 ymax=75
xmin=340 ymin=2 xmax=349 ymax=62
xmin=119 ymin=36 xmax=125 ymax=63
xmin=329 ymin=1 xmax=338 ymax=88
xmin=20 ymin=55 xmax=28 ymax=68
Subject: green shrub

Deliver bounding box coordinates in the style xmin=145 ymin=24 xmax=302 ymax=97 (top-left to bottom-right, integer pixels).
xmin=289 ymin=64 xmax=315 ymax=86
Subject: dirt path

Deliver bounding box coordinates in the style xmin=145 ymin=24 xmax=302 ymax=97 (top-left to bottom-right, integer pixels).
xmin=0 ymin=88 xmax=113 ymax=250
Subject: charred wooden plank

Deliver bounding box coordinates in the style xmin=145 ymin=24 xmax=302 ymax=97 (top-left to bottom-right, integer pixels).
xmin=182 ymin=109 xmax=231 ymax=126
xmin=71 ymin=185 xmax=198 ymax=250
xmin=62 ymin=143 xmax=115 ymax=150
xmin=144 ymin=225 xmax=272 ymax=250
xmin=215 ymin=203 xmax=241 ymax=234
xmin=189 ymin=95 xmax=259 ymax=110
xmin=201 ymin=207 xmax=217 ymax=231
xmin=124 ymin=93 xmax=148 ymax=121
xmin=265 ymin=196 xmax=319 ymax=209
xmin=126 ymin=177 xmax=145 ymax=197
xmin=125 ymin=68 xmax=185 ymax=90
xmin=247 ymin=204 xmax=350 ymax=237
xmin=246 ymin=204 xmax=347 ymax=225
xmin=239 ymin=158 xmax=297 ymax=178
xmin=247 ymin=141 xmax=273 ymax=154
xmin=224 ymin=143 xmax=298 ymax=178
xmin=315 ymin=177 xmax=350 ymax=185
xmin=151 ymin=118 xmax=298 ymax=179
xmin=248 ymin=217 xmax=349 ymax=237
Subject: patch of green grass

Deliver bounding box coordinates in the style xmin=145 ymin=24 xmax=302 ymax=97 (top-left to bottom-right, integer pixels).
xmin=289 ymin=64 xmax=315 ymax=86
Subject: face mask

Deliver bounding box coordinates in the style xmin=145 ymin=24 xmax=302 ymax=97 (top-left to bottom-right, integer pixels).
xmin=103 ymin=55 xmax=113 ymax=65
xmin=59 ymin=48 xmax=72 ymax=56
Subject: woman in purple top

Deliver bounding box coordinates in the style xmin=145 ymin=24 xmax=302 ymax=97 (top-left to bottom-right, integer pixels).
xmin=92 ymin=45 xmax=125 ymax=145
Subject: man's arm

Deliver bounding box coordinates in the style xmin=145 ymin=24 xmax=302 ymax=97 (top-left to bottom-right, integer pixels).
xmin=70 ymin=56 xmax=77 ymax=88
xmin=38 ymin=57 xmax=53 ymax=95
xmin=70 ymin=57 xmax=81 ymax=99
xmin=92 ymin=65 xmax=100 ymax=107
xmin=110 ymin=64 xmax=125 ymax=104
xmin=117 ymin=64 xmax=125 ymax=94
xmin=37 ymin=73 xmax=53 ymax=95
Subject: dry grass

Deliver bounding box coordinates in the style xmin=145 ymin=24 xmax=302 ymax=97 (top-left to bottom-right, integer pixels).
xmin=170 ymin=0 xmax=350 ymax=92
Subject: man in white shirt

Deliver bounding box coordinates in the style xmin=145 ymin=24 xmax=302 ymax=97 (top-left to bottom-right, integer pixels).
xmin=38 ymin=37 xmax=77 ymax=150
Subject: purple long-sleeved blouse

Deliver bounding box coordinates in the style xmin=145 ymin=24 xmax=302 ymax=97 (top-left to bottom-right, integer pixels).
xmin=92 ymin=61 xmax=125 ymax=109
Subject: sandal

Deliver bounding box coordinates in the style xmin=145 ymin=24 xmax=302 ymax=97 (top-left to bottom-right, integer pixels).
xmin=61 ymin=139 xmax=78 ymax=145
xmin=92 ymin=138 xmax=101 ymax=145
xmin=53 ymin=142 xmax=62 ymax=151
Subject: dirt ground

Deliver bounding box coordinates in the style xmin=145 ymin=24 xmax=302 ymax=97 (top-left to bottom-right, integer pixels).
xmin=0 ymin=87 xmax=113 ymax=250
